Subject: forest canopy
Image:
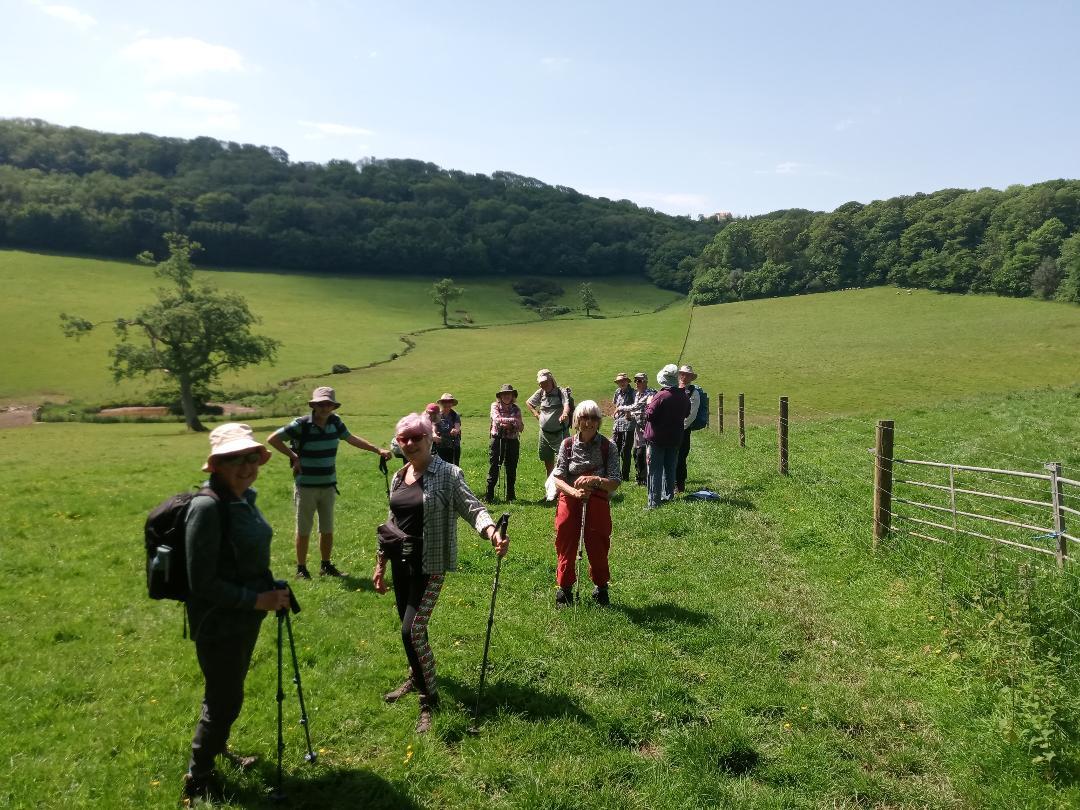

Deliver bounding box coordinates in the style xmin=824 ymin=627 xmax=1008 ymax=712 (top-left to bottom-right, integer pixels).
xmin=1 ymin=119 xmax=1078 ymax=303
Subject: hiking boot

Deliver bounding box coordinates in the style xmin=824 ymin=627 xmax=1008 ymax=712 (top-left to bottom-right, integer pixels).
xmin=183 ymin=771 xmax=224 ymax=804
xmin=592 ymin=585 xmax=610 ymax=606
xmin=555 ymin=587 xmax=573 ymax=608
xmin=383 ymin=676 xmax=416 ymax=704
xmin=416 ymin=694 xmax=438 ymax=734
xmin=484 ymin=488 xmax=495 ymax=503
xmin=506 ymin=488 xmax=515 ymax=502
xmin=296 ymin=565 xmax=312 ymax=580
xmin=320 ymin=561 xmax=344 ymax=577
xmin=221 ymin=748 xmax=258 ymax=770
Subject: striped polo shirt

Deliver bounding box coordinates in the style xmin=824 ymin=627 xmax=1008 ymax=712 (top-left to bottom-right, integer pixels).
xmin=276 ymin=414 xmax=351 ymax=487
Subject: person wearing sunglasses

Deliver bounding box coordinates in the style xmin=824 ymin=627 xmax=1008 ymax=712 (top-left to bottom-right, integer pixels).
xmin=372 ymin=413 xmax=509 ymax=733
xmin=550 ymin=400 xmax=621 ymax=607
xmin=183 ymin=423 xmax=292 ymax=803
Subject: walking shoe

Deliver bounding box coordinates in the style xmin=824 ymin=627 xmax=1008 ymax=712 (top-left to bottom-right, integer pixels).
xmin=383 ymin=676 xmax=416 ymax=703
xmin=416 ymin=694 xmax=438 ymax=734
xmin=296 ymin=565 xmax=312 ymax=580
xmin=222 ymin=748 xmax=258 ymax=770
xmin=183 ymin=771 xmax=224 ymax=804
xmin=555 ymin=587 xmax=573 ymax=608
xmin=484 ymin=489 xmax=495 ymax=503
xmin=592 ymin=585 xmax=610 ymax=606
xmin=320 ymin=561 xmax=344 ymax=577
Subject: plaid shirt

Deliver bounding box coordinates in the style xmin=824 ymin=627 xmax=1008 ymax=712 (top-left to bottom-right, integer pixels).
xmin=388 ymin=455 xmax=494 ymax=574
xmin=612 ymin=386 xmax=636 ymax=433
xmin=489 ymin=401 xmax=525 ymax=439
xmin=630 ymin=387 xmax=657 ymax=447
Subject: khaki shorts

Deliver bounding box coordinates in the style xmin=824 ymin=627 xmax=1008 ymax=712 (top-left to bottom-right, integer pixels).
xmin=295 ymin=485 xmax=337 ymax=536
xmin=538 ymin=428 xmax=568 ymax=463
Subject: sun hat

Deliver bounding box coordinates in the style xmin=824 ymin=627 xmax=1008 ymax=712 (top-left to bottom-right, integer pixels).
xmin=437 ymin=392 xmax=458 ymax=406
xmin=678 ymin=364 xmax=698 ymax=382
xmin=496 ymin=383 xmax=518 ymax=399
xmin=202 ymin=423 xmax=271 ymax=471
xmin=614 ymin=372 xmax=629 ymax=383
xmin=536 ymin=368 xmax=554 ymax=384
xmin=633 ymin=372 xmax=647 ymax=381
xmin=657 ymin=363 xmax=679 ymax=388
xmin=308 ymin=386 xmax=340 ymax=408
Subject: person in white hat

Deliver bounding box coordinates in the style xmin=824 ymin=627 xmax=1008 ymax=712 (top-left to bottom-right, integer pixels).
xmin=676 ymin=364 xmax=701 ymax=494
xmin=183 ymin=423 xmax=291 ymax=803
xmin=268 ymin=386 xmax=392 ymax=580
xmin=526 ymin=369 xmax=574 ymax=480
xmin=643 ymin=364 xmax=690 ymax=508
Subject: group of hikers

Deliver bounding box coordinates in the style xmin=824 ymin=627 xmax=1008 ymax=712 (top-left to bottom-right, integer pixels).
xmin=177 ymin=363 xmax=705 ymax=803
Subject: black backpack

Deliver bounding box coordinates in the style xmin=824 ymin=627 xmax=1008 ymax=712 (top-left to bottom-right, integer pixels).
xmin=290 ymin=413 xmax=342 ymax=455
xmin=145 ymin=487 xmax=228 ymax=601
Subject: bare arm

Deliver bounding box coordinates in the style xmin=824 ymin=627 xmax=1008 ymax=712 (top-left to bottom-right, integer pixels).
xmin=345 ymin=434 xmax=392 ymax=459
xmin=267 ymin=432 xmax=301 ymax=475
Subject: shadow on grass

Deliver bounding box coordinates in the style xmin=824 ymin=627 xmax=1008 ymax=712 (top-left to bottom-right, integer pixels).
xmin=227 ymin=765 xmax=418 ymax=809
xmin=610 ymin=601 xmax=711 ymax=629
xmin=439 ymin=675 xmax=591 ymax=727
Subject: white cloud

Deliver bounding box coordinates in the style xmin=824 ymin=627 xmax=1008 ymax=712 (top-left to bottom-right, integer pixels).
xmin=34 ymin=3 xmax=96 ymax=29
xmin=581 ymin=188 xmax=710 ymax=215
xmin=298 ymin=120 xmax=374 ymax=138
xmin=121 ymin=37 xmax=247 ymax=82
xmin=0 ymin=89 xmax=77 ymax=117
xmin=540 ymin=56 xmax=571 ymax=72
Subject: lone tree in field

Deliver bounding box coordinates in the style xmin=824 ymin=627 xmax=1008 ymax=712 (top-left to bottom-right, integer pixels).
xmin=579 ymin=282 xmax=599 ymax=317
xmin=431 ymin=277 xmax=464 ymax=326
xmin=60 ymin=233 xmax=279 ymax=431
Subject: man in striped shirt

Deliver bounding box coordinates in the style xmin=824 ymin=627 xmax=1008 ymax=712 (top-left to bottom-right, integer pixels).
xmin=269 ymin=386 xmax=392 ymax=579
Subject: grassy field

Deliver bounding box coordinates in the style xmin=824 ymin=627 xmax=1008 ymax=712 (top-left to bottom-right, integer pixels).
xmin=2 ymin=253 xmax=1080 ymax=808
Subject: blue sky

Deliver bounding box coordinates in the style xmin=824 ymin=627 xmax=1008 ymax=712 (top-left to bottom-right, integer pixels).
xmin=2 ymin=0 xmax=1079 ymax=216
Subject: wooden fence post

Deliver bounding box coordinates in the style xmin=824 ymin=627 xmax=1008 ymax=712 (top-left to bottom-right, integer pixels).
xmin=738 ymin=394 xmax=746 ymax=448
xmin=873 ymin=420 xmax=894 ymax=550
xmin=717 ymin=393 xmax=724 ymax=434
xmin=1047 ymin=462 xmax=1067 ymax=567
xmin=778 ymin=397 xmax=789 ymax=475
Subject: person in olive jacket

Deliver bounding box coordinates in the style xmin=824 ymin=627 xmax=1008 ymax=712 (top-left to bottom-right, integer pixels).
xmin=183 ymin=423 xmax=291 ymax=803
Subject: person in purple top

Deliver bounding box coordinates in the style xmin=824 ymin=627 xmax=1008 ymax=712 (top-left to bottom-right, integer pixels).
xmin=643 ymin=364 xmax=690 ymax=509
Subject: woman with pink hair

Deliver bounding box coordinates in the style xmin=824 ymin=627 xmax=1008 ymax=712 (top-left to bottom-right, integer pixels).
xmin=372 ymin=413 xmax=509 ymax=733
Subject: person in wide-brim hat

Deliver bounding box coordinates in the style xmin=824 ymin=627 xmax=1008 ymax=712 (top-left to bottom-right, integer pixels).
xmin=308 ymin=386 xmax=341 ymax=409
xmin=434 ymin=395 xmax=462 ymax=466
xmin=611 ymin=372 xmax=634 ymax=482
xmin=202 ymin=422 xmax=272 ymax=472
xmin=486 ymin=384 xmax=524 ymax=501
xmin=437 ymin=392 xmax=458 ymax=406
xmin=677 ymin=364 xmax=698 ymax=383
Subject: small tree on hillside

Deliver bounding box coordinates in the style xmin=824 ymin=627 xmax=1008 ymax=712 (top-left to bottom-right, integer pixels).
xmin=579 ymin=282 xmax=599 ymax=317
xmin=431 ymin=277 xmax=464 ymax=326
xmin=60 ymin=233 xmax=279 ymax=431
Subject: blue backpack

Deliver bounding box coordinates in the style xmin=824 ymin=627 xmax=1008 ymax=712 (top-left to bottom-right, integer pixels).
xmin=688 ymin=386 xmax=710 ymax=431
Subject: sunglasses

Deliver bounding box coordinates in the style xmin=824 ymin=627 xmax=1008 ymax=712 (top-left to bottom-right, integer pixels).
xmin=397 ymin=432 xmax=429 ymax=444
xmin=218 ymin=451 xmax=263 ymax=466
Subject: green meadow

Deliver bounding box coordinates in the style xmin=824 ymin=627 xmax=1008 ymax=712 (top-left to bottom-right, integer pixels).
xmin=1 ymin=251 xmax=1080 ymax=808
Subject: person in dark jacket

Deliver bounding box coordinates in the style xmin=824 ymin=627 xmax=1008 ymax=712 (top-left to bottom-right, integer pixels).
xmin=433 ymin=393 xmax=462 ymax=465
xmin=183 ymin=423 xmax=291 ymax=803
xmin=644 ymin=364 xmax=690 ymax=509
xmin=610 ymin=372 xmax=636 ymax=482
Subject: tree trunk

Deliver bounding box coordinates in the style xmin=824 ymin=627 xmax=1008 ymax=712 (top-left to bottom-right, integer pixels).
xmin=179 ymin=375 xmax=206 ymax=432
xmin=441 ymin=300 xmax=448 ymax=326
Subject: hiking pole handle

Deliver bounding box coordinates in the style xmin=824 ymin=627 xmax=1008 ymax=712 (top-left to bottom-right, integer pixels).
xmin=274 ymin=580 xmax=301 ymax=615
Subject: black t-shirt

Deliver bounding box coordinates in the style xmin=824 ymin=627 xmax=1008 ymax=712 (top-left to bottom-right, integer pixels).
xmin=390 ymin=478 xmax=424 ymax=557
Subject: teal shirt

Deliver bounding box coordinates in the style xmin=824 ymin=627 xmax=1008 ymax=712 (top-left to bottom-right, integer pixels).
xmin=185 ymin=488 xmax=275 ymax=642
xmin=276 ymin=414 xmax=352 ymax=487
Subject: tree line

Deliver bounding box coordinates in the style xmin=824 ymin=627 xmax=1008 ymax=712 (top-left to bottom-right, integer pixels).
xmin=3 ymin=119 xmax=1078 ymax=305
xmin=688 ymin=183 xmax=1080 ymax=304
xmin=0 ymin=119 xmax=720 ymax=287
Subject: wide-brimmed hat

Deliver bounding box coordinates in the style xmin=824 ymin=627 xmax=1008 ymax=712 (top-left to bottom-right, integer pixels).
xmin=308 ymin=386 xmax=340 ymax=408
xmin=634 ymin=372 xmax=648 ymax=381
xmin=657 ymin=363 xmax=679 ymax=388
xmin=614 ymin=372 xmax=630 ymax=383
xmin=536 ymin=368 xmax=554 ymax=384
xmin=438 ymin=392 xmax=458 ymax=406
xmin=496 ymin=383 xmax=518 ymax=399
xmin=678 ymin=364 xmax=698 ymax=382
xmin=202 ymin=423 xmax=271 ymax=472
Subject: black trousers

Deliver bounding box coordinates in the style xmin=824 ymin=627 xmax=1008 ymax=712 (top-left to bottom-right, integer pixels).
xmin=390 ymin=555 xmax=443 ymax=698
xmin=633 ymin=444 xmax=648 ymax=485
xmin=436 ymin=444 xmax=460 ymax=466
xmin=189 ymin=623 xmax=263 ymax=778
xmin=486 ymin=436 xmax=520 ymax=499
xmin=676 ymin=428 xmax=692 ymax=491
xmin=612 ymin=429 xmax=633 ymax=482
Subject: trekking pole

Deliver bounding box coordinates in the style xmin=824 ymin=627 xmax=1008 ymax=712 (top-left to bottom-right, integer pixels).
xmin=270 ymin=583 xmax=314 ymax=802
xmin=379 ymin=456 xmax=390 ymax=500
xmin=471 ymin=512 xmax=510 ymax=732
xmin=575 ymin=496 xmax=588 ymax=605
xmin=283 ymin=609 xmax=316 ymax=764
xmin=273 ymin=609 xmax=286 ymax=801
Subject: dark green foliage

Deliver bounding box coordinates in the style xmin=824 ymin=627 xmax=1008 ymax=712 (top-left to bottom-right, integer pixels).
xmin=0 ymin=119 xmax=720 ymax=283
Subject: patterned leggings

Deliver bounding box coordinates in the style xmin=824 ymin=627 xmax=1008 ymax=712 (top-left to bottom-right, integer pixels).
xmin=390 ymin=556 xmax=445 ymax=698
